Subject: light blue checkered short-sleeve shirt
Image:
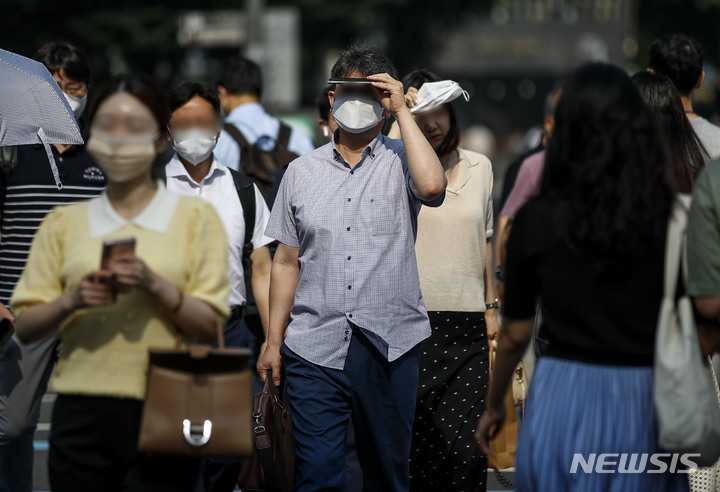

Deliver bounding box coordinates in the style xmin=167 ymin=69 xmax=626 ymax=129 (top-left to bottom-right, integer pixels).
xmin=265 ymin=133 xmax=444 ymax=369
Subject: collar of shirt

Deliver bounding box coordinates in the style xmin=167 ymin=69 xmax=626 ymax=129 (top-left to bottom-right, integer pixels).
xmin=225 ymin=102 xmax=267 ymax=125
xmin=446 ymin=148 xmax=475 ymax=195
xmin=166 ymin=154 xmax=227 ymax=187
xmin=329 ymin=131 xmax=384 ymax=170
xmin=87 ymin=179 xmax=180 ymax=238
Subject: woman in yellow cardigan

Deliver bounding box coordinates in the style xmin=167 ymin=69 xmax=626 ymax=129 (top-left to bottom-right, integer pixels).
xmin=12 ymin=74 xmax=230 ymax=492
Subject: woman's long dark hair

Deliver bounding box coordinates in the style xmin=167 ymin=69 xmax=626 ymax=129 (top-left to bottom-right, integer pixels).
xmin=542 ymin=63 xmax=673 ymax=269
xmin=632 ymin=71 xmax=708 ymax=193
xmin=400 ymin=70 xmax=461 ymax=158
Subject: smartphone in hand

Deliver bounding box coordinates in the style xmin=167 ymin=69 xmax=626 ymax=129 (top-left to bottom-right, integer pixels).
xmin=101 ymin=238 xmax=136 ymax=271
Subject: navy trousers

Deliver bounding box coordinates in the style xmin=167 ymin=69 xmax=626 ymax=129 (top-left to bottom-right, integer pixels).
xmin=281 ymin=328 xmax=420 ymax=492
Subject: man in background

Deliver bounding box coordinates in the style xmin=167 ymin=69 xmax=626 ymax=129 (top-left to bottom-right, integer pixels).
xmin=495 ymin=87 xmax=561 ymax=302
xmin=163 ymin=81 xmax=273 ymax=492
xmin=213 ymin=57 xmax=314 ymax=198
xmin=649 ymin=33 xmax=720 ymax=158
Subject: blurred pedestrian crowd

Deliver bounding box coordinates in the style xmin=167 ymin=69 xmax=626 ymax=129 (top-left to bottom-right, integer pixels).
xmin=0 ymin=31 xmax=719 ymax=492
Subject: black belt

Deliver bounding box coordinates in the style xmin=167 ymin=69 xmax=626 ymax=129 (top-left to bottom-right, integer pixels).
xmin=228 ymin=305 xmax=244 ymax=322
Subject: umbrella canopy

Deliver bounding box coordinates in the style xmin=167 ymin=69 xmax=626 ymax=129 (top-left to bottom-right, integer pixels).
xmin=0 ymin=48 xmax=85 ymax=189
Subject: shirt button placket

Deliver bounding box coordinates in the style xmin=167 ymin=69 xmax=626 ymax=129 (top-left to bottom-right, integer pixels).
xmin=344 ymin=166 xmax=357 ymax=337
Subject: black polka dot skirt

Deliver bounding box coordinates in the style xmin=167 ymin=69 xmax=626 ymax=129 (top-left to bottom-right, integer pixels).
xmin=409 ymin=311 xmax=489 ymax=492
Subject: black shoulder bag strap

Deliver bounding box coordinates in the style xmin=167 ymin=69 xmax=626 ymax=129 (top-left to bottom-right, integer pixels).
xmin=228 ymin=168 xmax=256 ymax=268
xmin=156 ymin=163 xmax=255 ymax=273
xmin=152 ymin=164 xmax=167 ymax=183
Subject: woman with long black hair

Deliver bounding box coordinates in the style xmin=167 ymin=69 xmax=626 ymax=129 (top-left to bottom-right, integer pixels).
xmin=476 ymin=63 xmax=689 ymax=492
xmin=632 ymin=70 xmax=708 ymax=193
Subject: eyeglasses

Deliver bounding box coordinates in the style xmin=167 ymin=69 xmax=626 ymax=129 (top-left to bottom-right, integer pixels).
xmin=54 ymin=80 xmax=88 ymax=98
xmin=63 ymin=85 xmax=88 ymax=98
xmin=52 ymin=71 xmax=88 ymax=98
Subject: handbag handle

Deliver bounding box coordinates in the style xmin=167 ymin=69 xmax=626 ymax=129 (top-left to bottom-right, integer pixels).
xmin=662 ymin=194 xmax=692 ymax=301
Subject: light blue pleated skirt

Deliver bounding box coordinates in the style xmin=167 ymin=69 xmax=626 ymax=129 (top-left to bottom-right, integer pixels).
xmin=515 ymin=356 xmax=690 ymax=492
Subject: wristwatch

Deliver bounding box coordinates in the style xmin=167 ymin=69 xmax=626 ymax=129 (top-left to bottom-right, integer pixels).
xmin=495 ymin=265 xmax=503 ymax=281
xmin=486 ymin=299 xmax=499 ymax=310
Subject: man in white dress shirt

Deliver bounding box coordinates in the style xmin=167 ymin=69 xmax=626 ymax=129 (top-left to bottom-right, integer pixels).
xmin=162 ymin=81 xmax=273 ymax=492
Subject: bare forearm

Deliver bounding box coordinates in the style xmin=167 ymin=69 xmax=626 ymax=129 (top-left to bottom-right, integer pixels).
xmin=694 ymin=297 xmax=720 ymax=320
xmin=495 ymin=215 xmax=508 ymax=268
xmin=395 ymin=109 xmax=446 ymax=200
xmin=485 ymin=239 xmax=496 ymax=305
xmin=251 ymin=268 xmax=271 ymax=337
xmin=149 ymin=273 xmax=223 ymax=341
xmin=266 ymin=261 xmax=299 ymax=347
xmin=487 ymin=318 xmax=533 ymax=411
xmin=15 ymin=292 xmax=76 ymax=343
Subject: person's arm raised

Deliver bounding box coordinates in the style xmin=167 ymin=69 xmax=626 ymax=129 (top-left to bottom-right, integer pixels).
xmin=257 ymin=243 xmax=300 ymax=386
xmin=368 ymin=73 xmax=446 ymax=201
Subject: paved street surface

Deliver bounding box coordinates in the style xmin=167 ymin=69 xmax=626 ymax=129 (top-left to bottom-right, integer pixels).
xmin=32 ymin=393 xmax=514 ymax=491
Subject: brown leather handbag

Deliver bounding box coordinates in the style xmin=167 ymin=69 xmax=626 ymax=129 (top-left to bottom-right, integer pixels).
xmin=487 ymin=341 xmax=519 ymax=471
xmin=237 ymin=373 xmax=295 ymax=492
xmin=138 ymin=322 xmax=254 ymax=458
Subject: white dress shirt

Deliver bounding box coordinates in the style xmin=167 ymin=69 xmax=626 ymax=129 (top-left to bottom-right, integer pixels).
xmin=165 ymin=155 xmax=273 ymax=307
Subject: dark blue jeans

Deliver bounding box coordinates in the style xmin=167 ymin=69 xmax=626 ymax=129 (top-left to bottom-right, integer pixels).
xmin=281 ymin=328 xmax=420 ymax=492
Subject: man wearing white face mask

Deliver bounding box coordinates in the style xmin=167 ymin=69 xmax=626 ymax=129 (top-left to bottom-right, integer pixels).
xmin=258 ymin=42 xmax=447 ymax=491
xmin=0 ymin=41 xmax=105 ymax=492
xmin=160 ymin=82 xmax=273 ymax=492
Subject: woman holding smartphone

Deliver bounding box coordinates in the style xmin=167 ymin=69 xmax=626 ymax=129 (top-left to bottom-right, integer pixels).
xmin=12 ymin=74 xmax=230 ymax=491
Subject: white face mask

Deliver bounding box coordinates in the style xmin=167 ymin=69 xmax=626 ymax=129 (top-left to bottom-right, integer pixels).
xmin=332 ymin=95 xmax=384 ymax=134
xmin=63 ymin=92 xmax=87 ymax=120
xmin=411 ymin=80 xmax=469 ymax=114
xmin=171 ymin=128 xmax=218 ymax=166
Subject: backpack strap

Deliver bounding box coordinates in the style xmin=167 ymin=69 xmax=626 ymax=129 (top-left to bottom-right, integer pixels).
xmin=223 ymin=123 xmax=252 ymax=172
xmin=229 ymin=168 xmax=257 ymax=268
xmin=276 ymin=122 xmax=292 ymax=151
xmin=156 ymin=162 xmax=255 ymax=262
xmin=152 ymin=164 xmax=167 ymax=183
